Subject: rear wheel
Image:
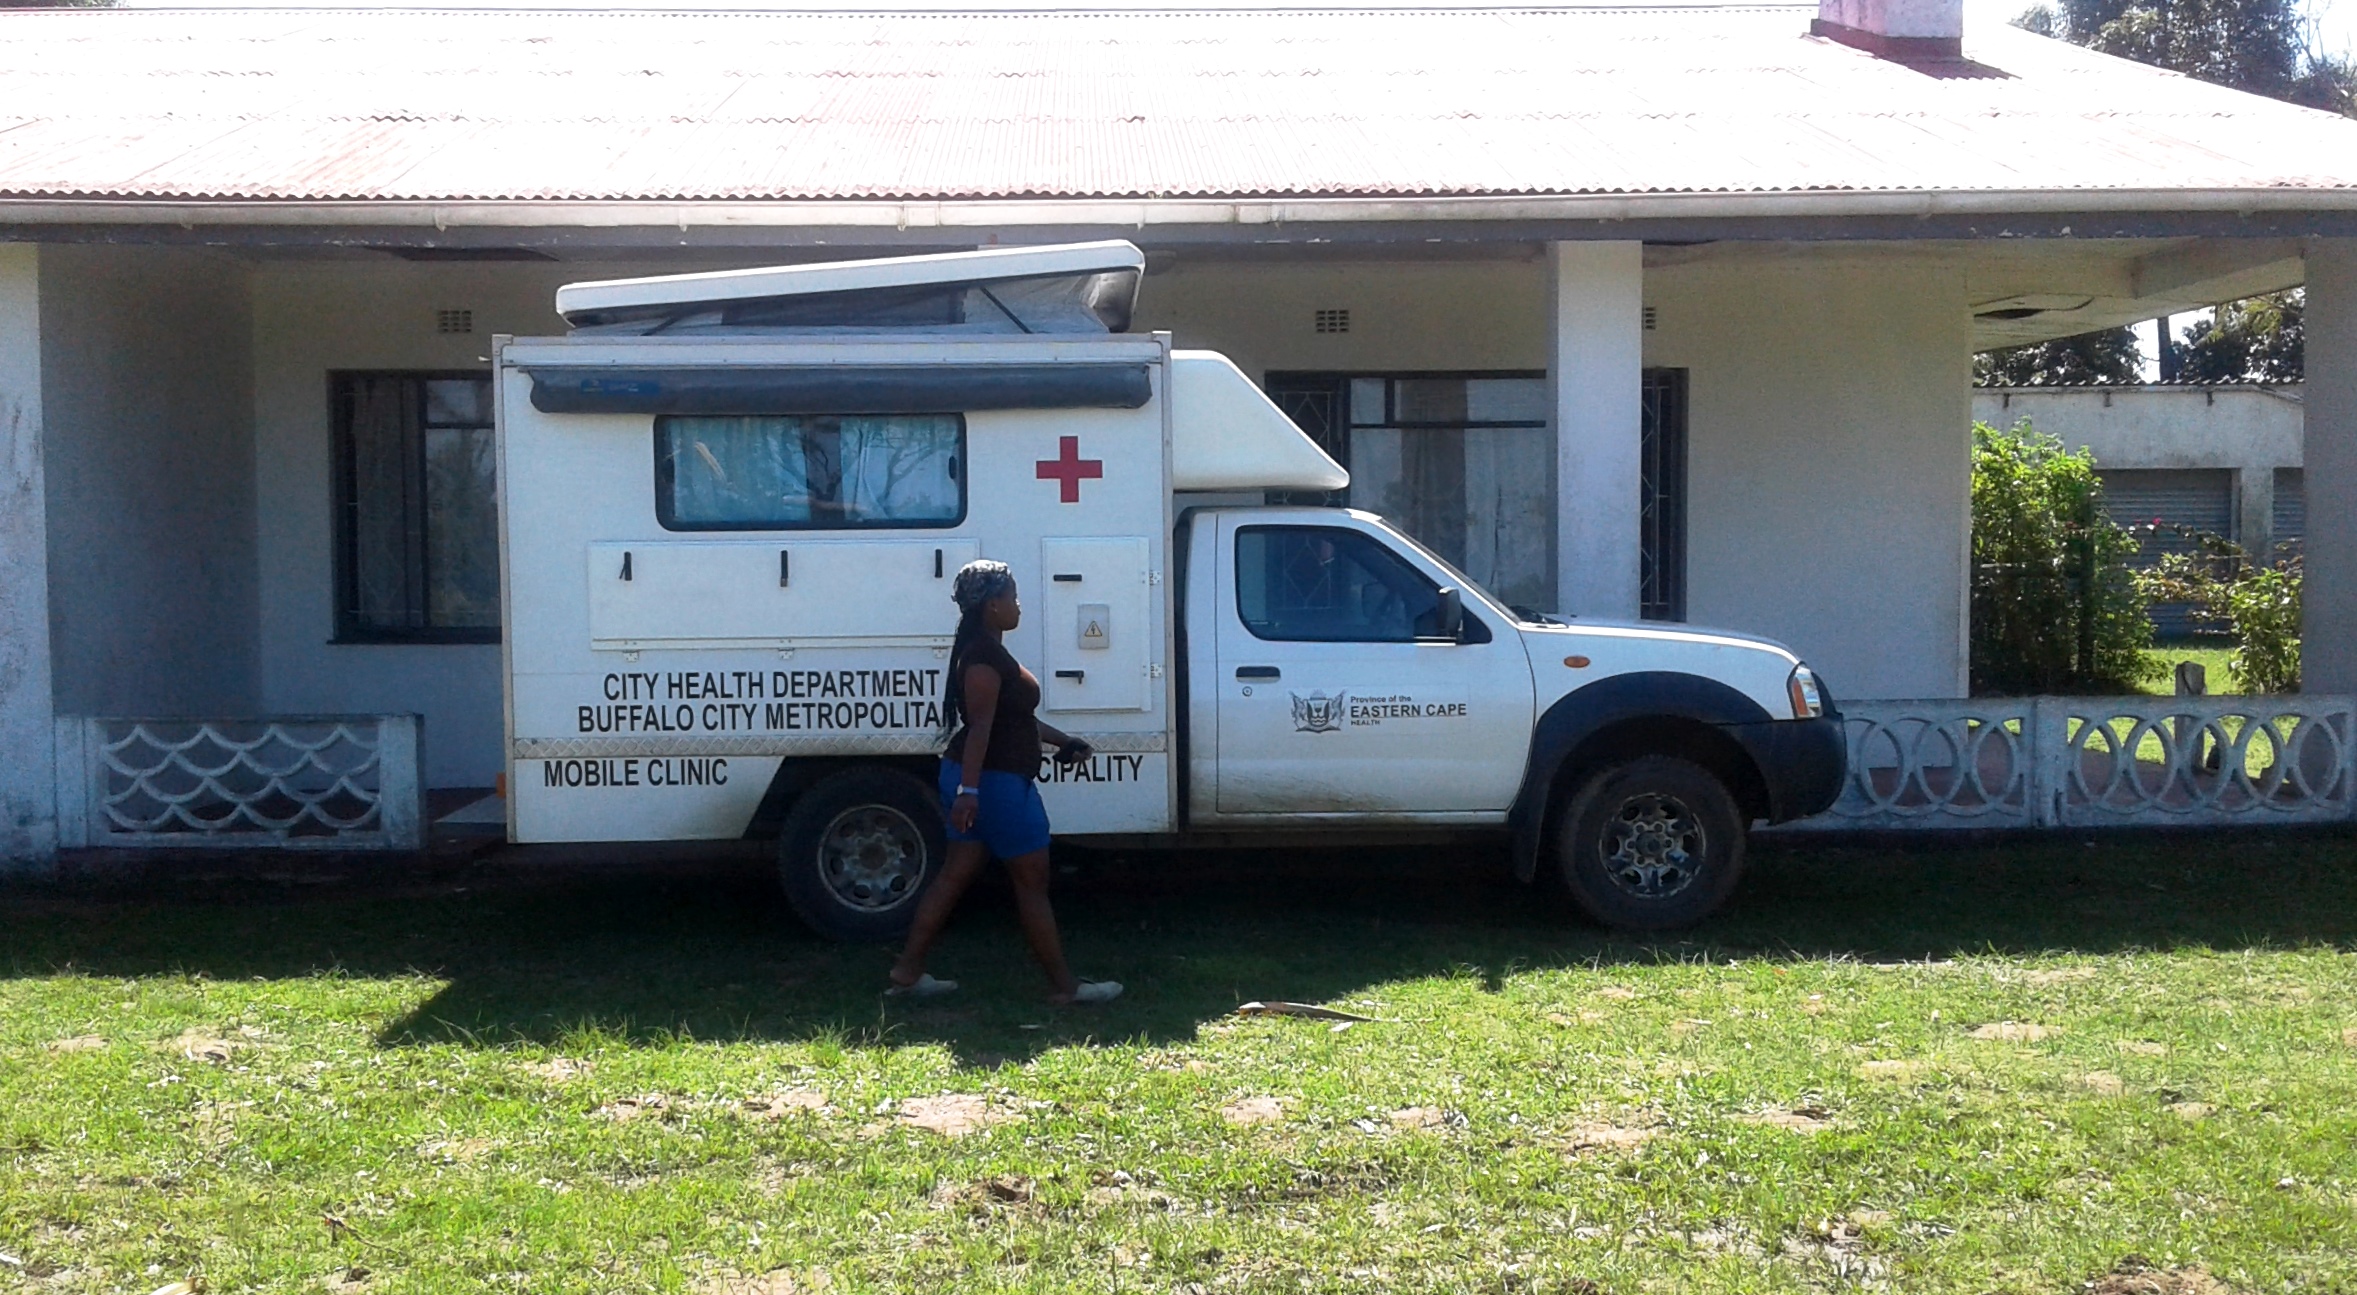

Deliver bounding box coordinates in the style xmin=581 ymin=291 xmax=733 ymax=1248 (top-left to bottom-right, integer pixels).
xmin=777 ymin=767 xmax=943 ymax=942
xmin=1556 ymin=754 xmax=1745 ymax=930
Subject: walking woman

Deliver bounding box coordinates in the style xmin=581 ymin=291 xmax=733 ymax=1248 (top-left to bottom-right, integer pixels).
xmin=887 ymin=560 xmax=1122 ymax=1004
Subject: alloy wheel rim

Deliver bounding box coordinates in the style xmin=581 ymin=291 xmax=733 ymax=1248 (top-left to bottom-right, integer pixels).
xmin=1599 ymin=791 xmax=1705 ymax=900
xmin=816 ymin=805 xmax=927 ymax=912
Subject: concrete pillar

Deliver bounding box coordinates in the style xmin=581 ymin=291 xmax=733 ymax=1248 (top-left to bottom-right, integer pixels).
xmin=0 ymin=244 xmax=56 ymax=874
xmin=2304 ymin=239 xmax=2357 ymax=692
xmin=1549 ymin=241 xmax=1644 ymax=618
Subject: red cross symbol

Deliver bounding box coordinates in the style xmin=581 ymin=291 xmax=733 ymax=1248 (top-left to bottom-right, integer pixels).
xmin=1035 ymin=435 xmax=1103 ymax=503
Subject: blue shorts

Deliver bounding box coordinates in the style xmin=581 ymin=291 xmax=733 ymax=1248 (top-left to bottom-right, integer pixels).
xmin=939 ymin=761 xmax=1054 ymax=859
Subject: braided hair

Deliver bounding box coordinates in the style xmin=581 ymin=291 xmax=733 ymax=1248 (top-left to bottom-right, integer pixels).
xmin=942 ymin=559 xmax=1016 ymax=736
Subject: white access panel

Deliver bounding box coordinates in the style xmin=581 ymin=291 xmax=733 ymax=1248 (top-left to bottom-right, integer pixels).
xmin=586 ymin=538 xmax=980 ymax=648
xmin=1038 ymin=536 xmax=1152 ymax=712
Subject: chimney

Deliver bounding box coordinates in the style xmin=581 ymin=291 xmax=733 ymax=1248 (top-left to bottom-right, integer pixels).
xmin=1813 ymin=0 xmax=1964 ymax=58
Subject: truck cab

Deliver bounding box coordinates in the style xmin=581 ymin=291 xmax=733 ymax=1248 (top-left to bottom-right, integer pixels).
xmin=494 ymin=240 xmax=1844 ymax=935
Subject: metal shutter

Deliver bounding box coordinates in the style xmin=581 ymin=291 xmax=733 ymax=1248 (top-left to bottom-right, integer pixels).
xmin=2272 ymin=468 xmax=2304 ymax=555
xmin=2098 ymin=469 xmax=2234 ymax=638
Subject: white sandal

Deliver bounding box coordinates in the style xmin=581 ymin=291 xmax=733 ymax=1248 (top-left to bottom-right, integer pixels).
xmin=1063 ymin=980 xmax=1123 ymax=1005
xmin=885 ymin=973 xmax=959 ymax=998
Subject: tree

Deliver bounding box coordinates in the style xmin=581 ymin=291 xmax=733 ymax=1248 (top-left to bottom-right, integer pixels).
xmin=2174 ymin=289 xmax=2304 ymax=383
xmin=1970 ymin=421 xmax=2158 ymax=694
xmin=2013 ymin=0 xmax=2353 ymax=111
xmin=1974 ymin=326 xmax=2143 ymax=386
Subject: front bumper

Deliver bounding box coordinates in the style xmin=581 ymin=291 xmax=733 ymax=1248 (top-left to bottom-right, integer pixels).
xmin=1722 ymin=712 xmax=1848 ymax=824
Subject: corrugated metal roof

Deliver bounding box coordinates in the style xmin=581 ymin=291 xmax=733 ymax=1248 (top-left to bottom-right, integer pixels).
xmin=0 ymin=6 xmax=2353 ymax=204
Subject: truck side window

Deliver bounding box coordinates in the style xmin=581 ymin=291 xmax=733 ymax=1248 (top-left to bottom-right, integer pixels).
xmin=654 ymin=413 xmax=965 ymax=530
xmin=1235 ymin=526 xmax=1445 ymax=642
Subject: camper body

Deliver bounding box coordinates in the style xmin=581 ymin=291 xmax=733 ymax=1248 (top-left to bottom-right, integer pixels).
xmin=496 ymin=243 xmax=1845 ymax=932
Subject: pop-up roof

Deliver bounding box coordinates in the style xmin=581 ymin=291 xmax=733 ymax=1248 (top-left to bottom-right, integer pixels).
xmin=556 ymin=240 xmax=1145 ymax=336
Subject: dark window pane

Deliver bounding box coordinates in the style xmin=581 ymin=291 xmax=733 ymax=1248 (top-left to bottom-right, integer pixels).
xmin=656 ymin=414 xmax=963 ymax=530
xmin=336 ymin=373 xmax=498 ymax=642
xmin=423 ymin=378 xmax=486 ymax=426
xmin=424 ymin=426 xmax=500 ymax=628
xmin=1236 ymin=526 xmax=1440 ymax=642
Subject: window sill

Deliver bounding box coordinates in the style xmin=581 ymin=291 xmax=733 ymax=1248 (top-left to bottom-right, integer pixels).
xmin=330 ymin=632 xmax=501 ymax=647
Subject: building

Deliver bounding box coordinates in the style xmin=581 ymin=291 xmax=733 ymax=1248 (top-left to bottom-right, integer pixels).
xmin=4 ymin=2 xmax=2357 ymax=866
xmin=1974 ymin=383 xmax=2306 ymax=634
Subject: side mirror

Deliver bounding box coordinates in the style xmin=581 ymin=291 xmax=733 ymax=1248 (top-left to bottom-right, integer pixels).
xmin=1435 ymin=586 xmax=1464 ymax=641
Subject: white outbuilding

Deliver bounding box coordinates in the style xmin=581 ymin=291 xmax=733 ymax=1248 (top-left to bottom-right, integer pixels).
xmin=2 ymin=1 xmax=2355 ymax=864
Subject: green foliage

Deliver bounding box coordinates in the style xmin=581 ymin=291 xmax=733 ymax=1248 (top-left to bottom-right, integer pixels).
xmin=2175 ymin=289 xmax=2304 ymax=383
xmin=1971 ymin=421 xmax=2159 ymax=694
xmin=2136 ymin=530 xmax=2303 ymax=692
xmin=2014 ymin=0 xmax=2353 ymax=112
xmin=1973 ymin=326 xmax=2143 ymax=387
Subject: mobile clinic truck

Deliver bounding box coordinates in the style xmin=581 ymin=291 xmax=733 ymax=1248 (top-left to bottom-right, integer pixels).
xmin=496 ymin=241 xmax=1845 ymax=934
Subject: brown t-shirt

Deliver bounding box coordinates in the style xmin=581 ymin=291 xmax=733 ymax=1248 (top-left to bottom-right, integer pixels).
xmin=948 ymin=638 xmax=1043 ymax=780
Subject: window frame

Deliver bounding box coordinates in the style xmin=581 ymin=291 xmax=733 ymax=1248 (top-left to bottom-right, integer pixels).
xmin=329 ymin=369 xmax=501 ymax=646
xmin=650 ymin=412 xmax=969 ymax=533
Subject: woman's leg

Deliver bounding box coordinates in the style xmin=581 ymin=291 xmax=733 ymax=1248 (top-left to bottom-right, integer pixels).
xmin=889 ymin=840 xmax=987 ymax=987
xmin=1002 ymin=847 xmax=1080 ymax=1000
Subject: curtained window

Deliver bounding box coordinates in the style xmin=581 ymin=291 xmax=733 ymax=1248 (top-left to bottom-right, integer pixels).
xmin=654 ymin=414 xmax=964 ymax=531
xmin=333 ymin=372 xmax=500 ymax=643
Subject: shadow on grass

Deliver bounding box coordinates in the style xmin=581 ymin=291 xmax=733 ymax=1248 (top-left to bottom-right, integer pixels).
xmin=4 ymin=829 xmax=2354 ymax=1065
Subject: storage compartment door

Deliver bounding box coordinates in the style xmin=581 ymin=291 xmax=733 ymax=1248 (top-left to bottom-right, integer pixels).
xmin=586 ymin=538 xmax=980 ymax=647
xmin=1038 ymin=536 xmax=1152 ymax=712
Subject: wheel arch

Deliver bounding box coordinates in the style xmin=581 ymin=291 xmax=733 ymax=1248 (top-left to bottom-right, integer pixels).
xmin=742 ymin=754 xmax=941 ymax=840
xmin=1507 ymin=672 xmax=1773 ymax=883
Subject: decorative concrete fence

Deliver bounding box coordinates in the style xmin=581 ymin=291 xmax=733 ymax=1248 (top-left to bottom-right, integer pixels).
xmin=54 ymin=716 xmax=423 ymax=850
xmin=1795 ymin=695 xmax=2357 ymax=831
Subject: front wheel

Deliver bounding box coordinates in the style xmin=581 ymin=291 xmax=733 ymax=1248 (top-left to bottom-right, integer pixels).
xmin=1556 ymin=755 xmax=1746 ymax=931
xmin=777 ymin=767 xmax=944 ymax=942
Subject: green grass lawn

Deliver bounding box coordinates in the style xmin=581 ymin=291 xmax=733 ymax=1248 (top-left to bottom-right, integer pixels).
xmin=6 ymin=836 xmax=2357 ymax=1294
xmin=2139 ymin=645 xmax=2238 ymax=696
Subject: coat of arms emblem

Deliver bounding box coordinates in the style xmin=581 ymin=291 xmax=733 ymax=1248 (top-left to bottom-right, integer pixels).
xmin=1291 ymin=690 xmax=1345 ymax=733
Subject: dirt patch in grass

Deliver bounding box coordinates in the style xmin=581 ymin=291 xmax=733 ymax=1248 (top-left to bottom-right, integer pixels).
xmin=895 ymin=1093 xmax=1022 ymax=1137
xmin=44 ymin=1034 xmax=106 ymax=1053
xmin=1560 ymin=1115 xmax=1660 ymax=1155
xmin=1969 ymin=1021 xmax=2058 ymax=1042
xmin=2078 ymin=1072 xmax=2127 ymax=1096
xmin=932 ymin=1173 xmax=1038 ymax=1215
xmin=523 ymin=1056 xmax=592 ymax=1082
xmin=160 ymin=1028 xmax=248 ymax=1064
xmin=1736 ymin=1105 xmax=1834 ymax=1133
xmin=737 ymin=1089 xmax=830 ymax=1119
xmin=596 ymin=1094 xmax=674 ymax=1122
xmin=2084 ymin=1255 xmax=2246 ymax=1295
xmin=1220 ymin=1096 xmax=1287 ymax=1126
xmin=1857 ymin=1059 xmax=1924 ymax=1080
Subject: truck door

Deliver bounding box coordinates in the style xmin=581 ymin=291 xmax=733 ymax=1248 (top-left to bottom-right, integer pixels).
xmin=1210 ymin=516 xmax=1535 ymax=818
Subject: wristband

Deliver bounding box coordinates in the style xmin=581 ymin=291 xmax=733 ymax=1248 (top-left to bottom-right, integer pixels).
xmin=956 ymin=785 xmax=980 ymax=798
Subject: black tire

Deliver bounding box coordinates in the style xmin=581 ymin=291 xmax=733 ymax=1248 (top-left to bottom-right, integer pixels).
xmin=776 ymin=766 xmax=944 ymax=943
xmin=1555 ymin=754 xmax=1746 ymax=931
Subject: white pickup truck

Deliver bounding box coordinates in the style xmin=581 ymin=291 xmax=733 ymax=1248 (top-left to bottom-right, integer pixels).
xmin=494 ymin=241 xmax=1845 ymax=934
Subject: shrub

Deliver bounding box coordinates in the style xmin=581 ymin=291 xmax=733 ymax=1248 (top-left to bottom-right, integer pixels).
xmin=1970 ymin=421 xmax=2159 ymax=694
xmin=2137 ymin=532 xmax=2303 ymax=693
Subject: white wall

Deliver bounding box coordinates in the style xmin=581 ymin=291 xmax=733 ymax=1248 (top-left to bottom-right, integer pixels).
xmin=0 ymin=244 xmax=56 ymax=870
xmin=1134 ymin=256 xmax=1550 ymax=375
xmin=1648 ymin=252 xmax=1973 ymax=700
xmin=40 ymin=245 xmax=259 ymax=717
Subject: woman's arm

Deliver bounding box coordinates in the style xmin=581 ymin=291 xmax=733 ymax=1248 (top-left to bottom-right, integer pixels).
xmin=1037 ymin=720 xmax=1072 ymax=748
xmin=1036 ymin=720 xmax=1092 ymax=764
xmin=950 ymin=663 xmax=1000 ymax=833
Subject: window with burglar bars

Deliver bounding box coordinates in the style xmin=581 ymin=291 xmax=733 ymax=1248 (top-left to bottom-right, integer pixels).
xmin=332 ymin=372 xmax=501 ymax=643
xmin=1639 ymin=368 xmax=1689 ymax=623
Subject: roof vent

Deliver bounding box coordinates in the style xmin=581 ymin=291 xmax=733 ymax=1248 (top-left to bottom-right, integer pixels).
xmin=436 ymin=308 xmax=475 ymax=335
xmin=1314 ymin=308 xmax=1350 ymax=335
xmin=1813 ymin=0 xmax=1962 ymax=58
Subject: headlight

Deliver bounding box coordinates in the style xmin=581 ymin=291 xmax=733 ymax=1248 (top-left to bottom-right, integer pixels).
xmin=1787 ymin=664 xmax=1824 ymax=719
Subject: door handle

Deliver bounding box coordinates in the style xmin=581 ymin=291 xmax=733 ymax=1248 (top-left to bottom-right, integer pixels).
xmin=1054 ymin=669 xmax=1085 ymax=681
xmin=1235 ymin=666 xmax=1281 ymax=680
